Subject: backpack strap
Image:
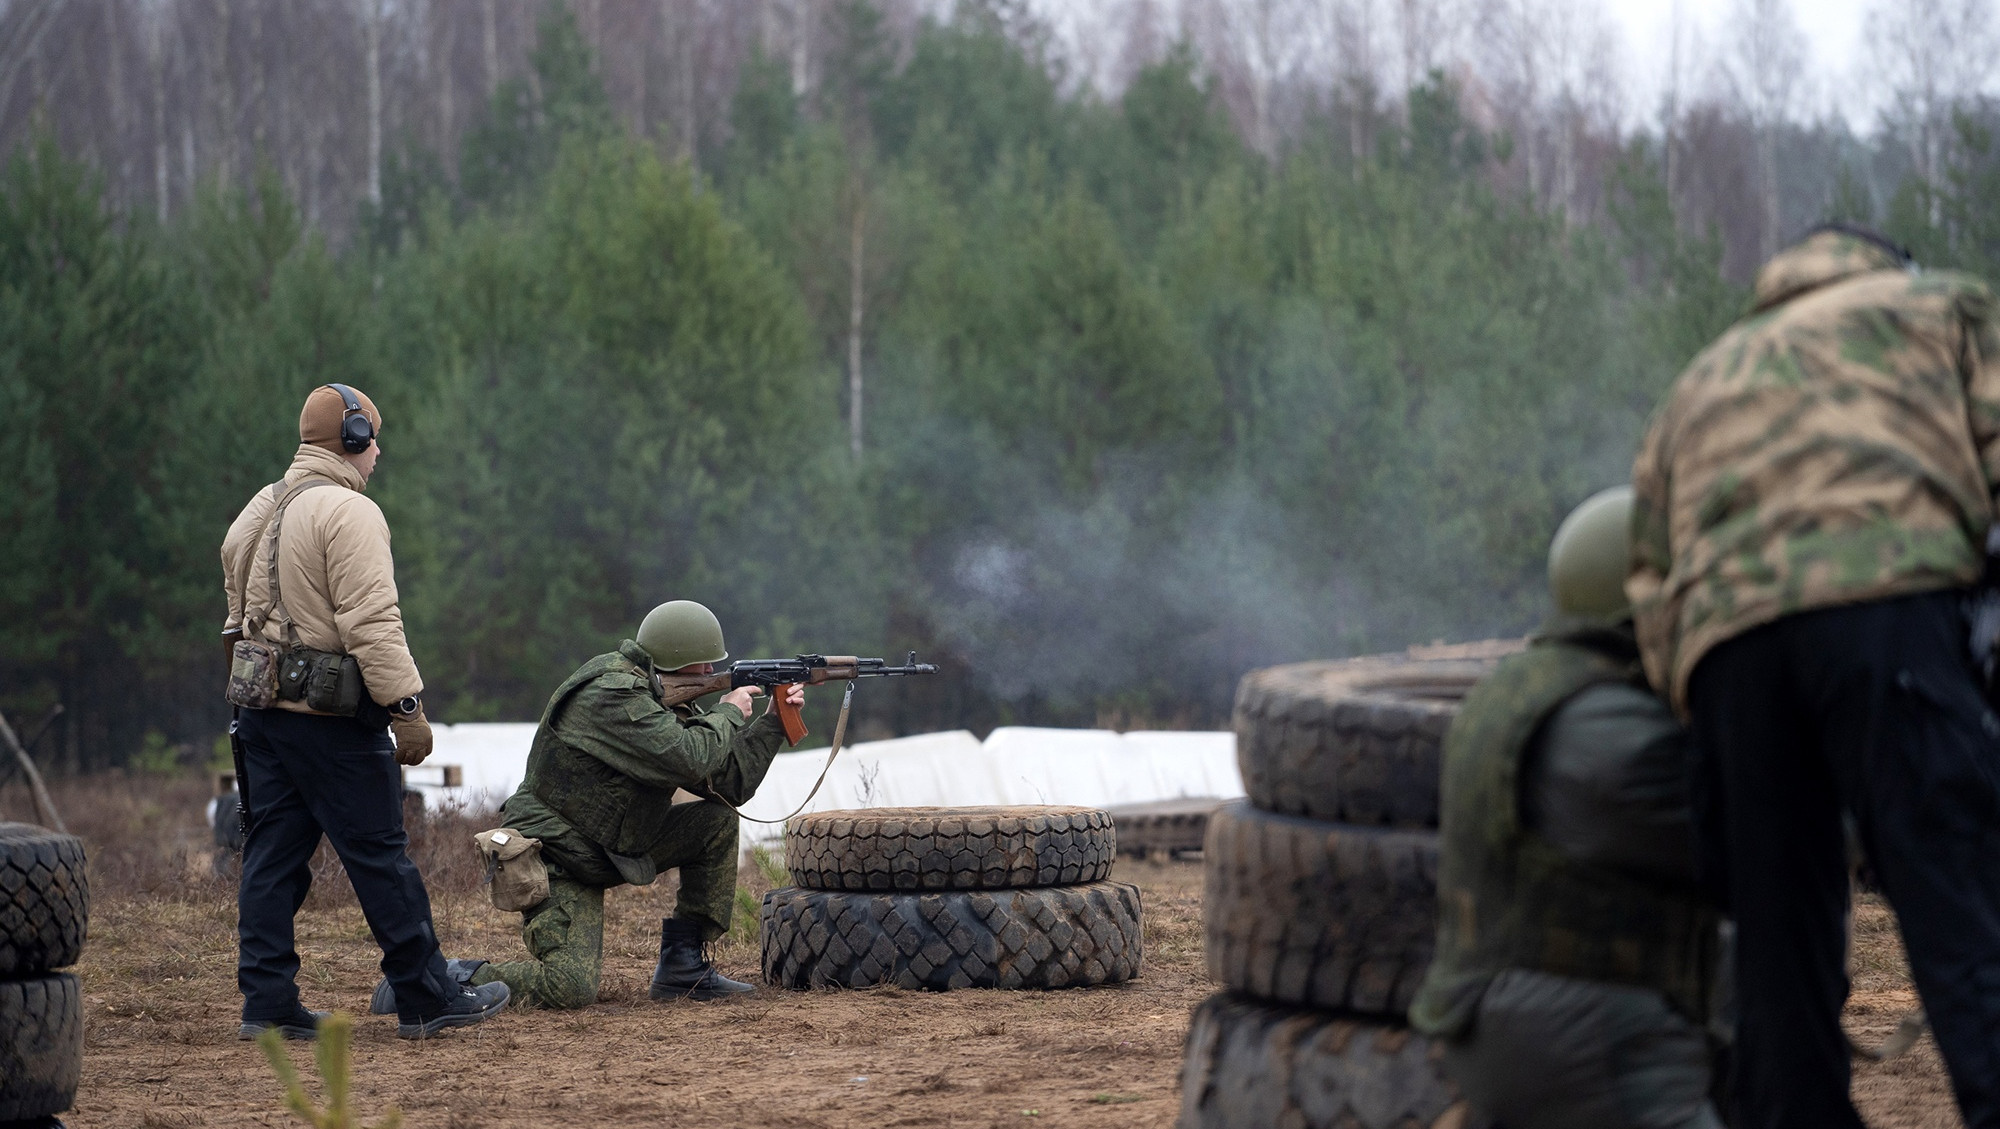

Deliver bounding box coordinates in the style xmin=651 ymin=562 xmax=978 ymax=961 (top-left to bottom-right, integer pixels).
xmin=242 ymin=476 xmax=341 ymax=645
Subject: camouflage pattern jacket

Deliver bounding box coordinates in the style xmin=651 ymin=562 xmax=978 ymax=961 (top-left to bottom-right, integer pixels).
xmin=501 ymin=639 xmax=788 ymax=878
xmin=1630 ymin=230 xmax=2000 ymax=711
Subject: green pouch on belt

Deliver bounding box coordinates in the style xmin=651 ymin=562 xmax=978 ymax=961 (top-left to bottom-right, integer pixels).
xmin=277 ymin=648 xmax=364 ymax=716
xmin=303 ymin=652 xmax=364 ymax=716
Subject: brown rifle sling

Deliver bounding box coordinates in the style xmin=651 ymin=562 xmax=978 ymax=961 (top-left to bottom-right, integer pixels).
xmin=705 ymin=681 xmax=856 ymax=826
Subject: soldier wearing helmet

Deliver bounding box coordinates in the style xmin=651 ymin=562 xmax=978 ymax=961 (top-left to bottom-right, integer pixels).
xmin=1410 ymin=487 xmax=1725 ymax=1129
xmin=376 ymin=601 xmax=801 ymax=1010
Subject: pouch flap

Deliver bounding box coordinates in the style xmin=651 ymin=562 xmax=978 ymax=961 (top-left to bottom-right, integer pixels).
xmin=474 ymin=828 xmax=542 ymax=862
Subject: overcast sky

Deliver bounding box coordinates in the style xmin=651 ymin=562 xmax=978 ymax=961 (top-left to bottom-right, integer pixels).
xmin=1034 ymin=0 xmax=1999 ymax=134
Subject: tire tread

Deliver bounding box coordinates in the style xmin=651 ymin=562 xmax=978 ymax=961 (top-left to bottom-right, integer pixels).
xmin=1177 ymin=991 xmax=1484 ymax=1129
xmin=785 ymin=806 xmax=1116 ymax=891
xmin=0 ymin=823 xmax=88 ymax=976
xmin=0 ymin=972 xmax=82 ymax=1120
xmin=762 ymin=881 xmax=1143 ymax=990
xmin=1234 ymin=656 xmax=1506 ymax=828
xmin=1204 ymin=801 xmax=1438 ymax=1018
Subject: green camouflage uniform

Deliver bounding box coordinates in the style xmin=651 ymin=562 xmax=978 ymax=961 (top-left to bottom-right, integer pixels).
xmin=1630 ymin=230 xmax=2000 ymax=712
xmin=1410 ymin=624 xmax=1722 ymax=1129
xmin=470 ymin=639 xmax=788 ymax=1009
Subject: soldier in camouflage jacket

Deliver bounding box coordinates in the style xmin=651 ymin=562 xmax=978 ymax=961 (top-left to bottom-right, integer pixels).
xmin=374 ymin=602 xmax=798 ymax=1010
xmin=1631 ymin=225 xmax=2000 ymax=1129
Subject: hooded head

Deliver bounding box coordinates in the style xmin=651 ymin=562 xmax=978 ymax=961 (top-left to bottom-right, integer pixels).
xmin=299 ymin=384 xmax=382 ymax=455
xmin=1750 ymin=224 xmax=1914 ymax=314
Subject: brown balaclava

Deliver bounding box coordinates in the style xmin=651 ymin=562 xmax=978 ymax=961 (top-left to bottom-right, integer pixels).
xmin=298 ymin=384 xmax=383 ymax=454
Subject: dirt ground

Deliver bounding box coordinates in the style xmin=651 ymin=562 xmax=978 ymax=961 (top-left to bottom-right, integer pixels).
xmin=25 ymin=772 xmax=1968 ymax=1129
xmin=72 ymin=841 xmax=1211 ymax=1129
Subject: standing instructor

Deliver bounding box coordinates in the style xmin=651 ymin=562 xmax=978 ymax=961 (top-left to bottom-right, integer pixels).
xmin=220 ymin=384 xmax=507 ymax=1040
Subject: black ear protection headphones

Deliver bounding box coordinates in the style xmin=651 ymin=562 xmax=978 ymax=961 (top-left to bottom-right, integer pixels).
xmin=326 ymin=383 xmax=376 ymax=454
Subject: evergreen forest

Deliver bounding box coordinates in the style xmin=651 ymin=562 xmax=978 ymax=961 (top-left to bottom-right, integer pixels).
xmin=4 ymin=1 xmax=1998 ymax=770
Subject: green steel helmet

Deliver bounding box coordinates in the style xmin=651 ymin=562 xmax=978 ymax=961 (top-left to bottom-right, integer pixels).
xmin=635 ymin=600 xmax=728 ymax=670
xmin=1548 ymin=486 xmax=1636 ymax=621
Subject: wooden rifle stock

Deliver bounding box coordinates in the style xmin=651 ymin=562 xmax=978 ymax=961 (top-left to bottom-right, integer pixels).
xmin=654 ymin=671 xmax=738 ymax=708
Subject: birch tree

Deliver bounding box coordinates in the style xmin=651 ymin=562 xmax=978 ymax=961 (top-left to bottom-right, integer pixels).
xmin=1185 ymin=0 xmax=1312 ymax=158
xmin=360 ymin=0 xmax=385 ymax=207
xmin=1864 ymin=0 xmax=1996 ymax=214
xmin=1723 ymin=0 xmax=1806 ymax=259
xmin=1477 ymin=0 xmax=1618 ymax=213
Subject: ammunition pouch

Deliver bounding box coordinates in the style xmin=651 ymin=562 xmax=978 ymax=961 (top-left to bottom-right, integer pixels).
xmin=279 ymin=647 xmax=366 ymax=716
xmin=475 ymin=828 xmax=549 ymax=912
xmin=226 ymin=639 xmax=282 ymax=709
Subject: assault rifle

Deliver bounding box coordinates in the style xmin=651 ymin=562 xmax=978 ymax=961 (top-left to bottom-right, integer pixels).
xmin=656 ymin=653 xmax=938 ymax=744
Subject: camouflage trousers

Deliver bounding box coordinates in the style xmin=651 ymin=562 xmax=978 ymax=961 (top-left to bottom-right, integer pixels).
xmin=472 ymin=799 xmax=738 ymax=1009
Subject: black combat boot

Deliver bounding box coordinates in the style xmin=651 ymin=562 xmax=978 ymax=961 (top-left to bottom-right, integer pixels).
xmin=649 ymin=918 xmax=755 ymax=1001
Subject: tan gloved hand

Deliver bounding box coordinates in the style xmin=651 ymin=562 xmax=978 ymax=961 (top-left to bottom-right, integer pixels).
xmin=390 ymin=703 xmax=433 ymax=766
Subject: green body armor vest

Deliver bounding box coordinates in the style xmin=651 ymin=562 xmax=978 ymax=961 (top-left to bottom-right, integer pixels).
xmin=1408 ymin=633 xmax=1718 ymax=1038
xmin=519 ymin=650 xmax=680 ymax=859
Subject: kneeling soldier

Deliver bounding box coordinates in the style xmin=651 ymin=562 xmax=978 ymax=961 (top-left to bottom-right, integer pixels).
xmin=379 ymin=600 xmax=795 ymax=1010
xmin=1409 ymin=487 xmax=1725 ymax=1129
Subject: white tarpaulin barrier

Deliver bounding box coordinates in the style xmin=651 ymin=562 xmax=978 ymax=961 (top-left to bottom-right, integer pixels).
xmin=731 ymin=730 xmax=988 ymax=822
xmin=411 ymin=721 xmax=1243 ymax=854
xmin=412 ymin=722 xmax=537 ymax=810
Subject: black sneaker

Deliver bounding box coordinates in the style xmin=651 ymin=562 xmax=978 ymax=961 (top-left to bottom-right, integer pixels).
xmin=397 ymin=981 xmax=509 ymax=1039
xmin=238 ymin=1007 xmax=329 ymax=1041
xmin=369 ymin=958 xmax=488 ymax=1015
xmin=649 ymin=918 xmax=756 ymax=1002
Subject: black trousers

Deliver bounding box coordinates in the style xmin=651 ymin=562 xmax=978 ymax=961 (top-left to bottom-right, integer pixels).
xmin=235 ymin=708 xmax=453 ymax=1022
xmin=1688 ymin=590 xmax=2000 ymax=1129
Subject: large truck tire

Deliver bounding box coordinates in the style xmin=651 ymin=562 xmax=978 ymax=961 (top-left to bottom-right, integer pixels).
xmin=1234 ymin=649 xmax=1514 ymax=828
xmin=0 ymin=973 xmax=81 ymax=1121
xmin=0 ymin=824 xmax=87 ymax=977
xmin=1178 ymin=991 xmax=1483 ymax=1129
xmin=785 ymin=806 xmax=1116 ymax=891
xmin=1205 ymin=801 xmax=1437 ymax=1018
xmin=762 ymin=880 xmax=1142 ymax=990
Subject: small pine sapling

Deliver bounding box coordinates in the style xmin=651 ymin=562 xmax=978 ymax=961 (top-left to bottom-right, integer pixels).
xmin=257 ymin=1012 xmax=403 ymax=1129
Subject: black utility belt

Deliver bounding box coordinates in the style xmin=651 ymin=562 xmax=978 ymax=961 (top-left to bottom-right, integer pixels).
xmin=226 ymin=638 xmax=365 ymax=716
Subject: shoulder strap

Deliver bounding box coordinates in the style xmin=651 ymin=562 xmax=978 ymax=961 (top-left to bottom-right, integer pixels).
xmin=230 ymin=481 xmax=285 ymax=627
xmin=243 ymin=476 xmax=341 ymax=643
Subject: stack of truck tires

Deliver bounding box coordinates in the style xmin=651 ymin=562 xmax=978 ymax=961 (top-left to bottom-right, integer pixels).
xmin=1179 ymin=648 xmax=1515 ymax=1129
xmin=0 ymin=823 xmax=87 ymax=1129
xmin=762 ymin=805 xmax=1143 ymax=990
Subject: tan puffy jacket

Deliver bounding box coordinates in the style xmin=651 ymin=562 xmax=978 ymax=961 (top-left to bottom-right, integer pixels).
xmin=220 ymin=444 xmax=424 ymax=712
